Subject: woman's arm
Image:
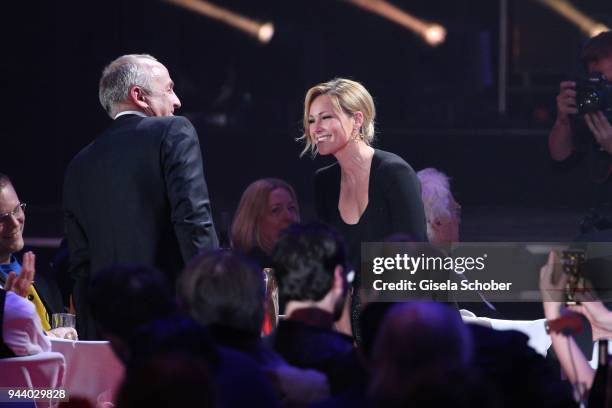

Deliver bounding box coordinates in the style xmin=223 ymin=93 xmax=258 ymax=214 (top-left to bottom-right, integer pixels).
xmin=383 ymin=160 xmax=427 ymax=241
xmin=541 ymin=251 xmax=595 ymax=390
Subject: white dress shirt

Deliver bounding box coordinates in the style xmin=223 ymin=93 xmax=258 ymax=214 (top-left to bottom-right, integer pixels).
xmin=3 ymin=291 xmax=51 ymax=356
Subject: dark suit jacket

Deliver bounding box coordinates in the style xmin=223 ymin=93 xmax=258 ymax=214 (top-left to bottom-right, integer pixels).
xmin=64 ymin=114 xmax=218 ymax=339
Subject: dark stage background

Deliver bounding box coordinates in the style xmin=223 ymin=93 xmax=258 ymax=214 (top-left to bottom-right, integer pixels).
xmin=5 ymin=0 xmax=612 ymax=244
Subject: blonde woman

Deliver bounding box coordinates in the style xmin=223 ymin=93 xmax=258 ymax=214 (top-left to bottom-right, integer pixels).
xmin=302 ymin=78 xmax=427 ymax=338
xmin=231 ymin=178 xmax=300 ymax=267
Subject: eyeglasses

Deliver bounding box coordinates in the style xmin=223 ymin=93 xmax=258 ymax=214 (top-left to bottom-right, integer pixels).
xmin=0 ymin=203 xmax=26 ymax=223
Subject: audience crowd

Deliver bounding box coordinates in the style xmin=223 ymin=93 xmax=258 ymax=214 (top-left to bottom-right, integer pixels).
xmin=8 ymin=36 xmax=612 ymax=406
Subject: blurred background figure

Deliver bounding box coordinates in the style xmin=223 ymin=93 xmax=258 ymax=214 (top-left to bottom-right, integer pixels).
xmin=88 ymin=264 xmax=181 ymax=363
xmin=417 ymin=168 xmax=461 ymax=247
xmin=231 ymin=178 xmax=300 ymax=268
xmin=368 ymin=302 xmax=486 ymax=407
xmin=89 ymin=263 xmax=281 ymax=407
xmin=116 ymin=350 xmax=216 ymax=408
xmin=178 ymin=249 xmax=329 ymax=406
xmin=549 ymin=32 xmax=612 ymax=218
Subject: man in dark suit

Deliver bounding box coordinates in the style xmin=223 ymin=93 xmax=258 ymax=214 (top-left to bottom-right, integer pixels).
xmin=64 ymin=54 xmax=218 ymax=339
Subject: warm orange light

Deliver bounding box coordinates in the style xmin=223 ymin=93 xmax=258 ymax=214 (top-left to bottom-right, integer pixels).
xmin=166 ymin=0 xmax=275 ymax=44
xmin=537 ymin=0 xmax=609 ymax=38
xmin=424 ymin=24 xmax=447 ymax=47
xmin=345 ymin=0 xmax=447 ymax=47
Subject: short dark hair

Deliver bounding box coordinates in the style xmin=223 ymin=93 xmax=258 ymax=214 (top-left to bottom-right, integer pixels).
xmin=0 ymin=173 xmax=12 ymax=188
xmin=581 ymin=31 xmax=612 ymax=69
xmin=272 ymin=223 xmax=347 ymax=303
xmin=177 ymin=249 xmax=265 ymax=336
xmin=89 ymin=264 xmax=178 ymax=341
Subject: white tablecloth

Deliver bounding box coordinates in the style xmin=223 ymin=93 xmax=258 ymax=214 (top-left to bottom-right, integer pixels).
xmin=0 ymin=351 xmax=65 ymax=407
xmin=460 ymin=310 xmax=551 ymax=356
xmin=50 ymin=338 xmax=124 ymax=405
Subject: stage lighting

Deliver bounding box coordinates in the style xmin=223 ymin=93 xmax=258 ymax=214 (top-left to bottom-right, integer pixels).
xmin=166 ymin=0 xmax=275 ymax=44
xmin=423 ymin=23 xmax=446 ymax=47
xmin=537 ymin=0 xmax=609 ymax=38
xmin=345 ymin=0 xmax=447 ymax=47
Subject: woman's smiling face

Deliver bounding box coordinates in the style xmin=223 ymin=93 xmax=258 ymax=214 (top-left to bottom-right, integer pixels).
xmin=308 ymin=94 xmax=357 ymax=156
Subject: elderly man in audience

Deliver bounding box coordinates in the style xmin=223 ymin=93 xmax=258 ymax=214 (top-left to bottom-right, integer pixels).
xmin=416 ymin=167 xmax=461 ymax=247
xmin=269 ymin=223 xmax=364 ymax=394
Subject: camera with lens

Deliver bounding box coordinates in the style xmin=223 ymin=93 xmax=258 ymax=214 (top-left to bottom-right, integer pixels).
xmin=576 ymin=72 xmax=612 ymax=118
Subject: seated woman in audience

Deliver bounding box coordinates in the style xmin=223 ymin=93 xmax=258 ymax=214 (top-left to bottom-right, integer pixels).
xmin=231 ymin=178 xmax=300 ymax=268
xmin=177 ymin=249 xmax=329 ymax=406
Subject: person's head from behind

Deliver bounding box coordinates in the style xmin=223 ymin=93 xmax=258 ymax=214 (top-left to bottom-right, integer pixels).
xmin=89 ymin=264 xmax=179 ymax=362
xmin=301 ymin=78 xmax=376 ymax=157
xmin=272 ymin=223 xmax=348 ymax=320
xmin=417 ymin=168 xmax=461 ymax=246
xmin=98 ymin=54 xmax=181 ymax=118
xmin=0 ymin=174 xmax=25 ymax=264
xmin=177 ymin=249 xmax=265 ymax=337
xmin=231 ymin=178 xmax=300 ymax=256
xmin=117 ymin=350 xmax=216 ymax=408
xmin=369 ymin=302 xmax=471 ymax=402
xmin=581 ymin=31 xmax=612 ymax=79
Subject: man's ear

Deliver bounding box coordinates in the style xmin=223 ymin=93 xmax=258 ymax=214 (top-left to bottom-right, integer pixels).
xmin=129 ymin=85 xmax=149 ymax=110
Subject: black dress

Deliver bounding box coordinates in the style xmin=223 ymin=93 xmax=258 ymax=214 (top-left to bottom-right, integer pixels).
xmin=314 ymin=149 xmax=427 ymax=340
xmin=314 ymin=148 xmax=427 ymax=268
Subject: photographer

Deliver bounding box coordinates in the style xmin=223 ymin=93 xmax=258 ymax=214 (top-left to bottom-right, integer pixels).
xmin=549 ymin=31 xmax=612 ymax=223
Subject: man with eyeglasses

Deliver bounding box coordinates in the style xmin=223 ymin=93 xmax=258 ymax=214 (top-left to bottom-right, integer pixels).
xmin=0 ymin=173 xmax=51 ymax=331
xmin=64 ymin=54 xmax=219 ymax=339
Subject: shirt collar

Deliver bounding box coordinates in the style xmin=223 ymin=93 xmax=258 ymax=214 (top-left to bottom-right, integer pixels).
xmin=286 ymin=307 xmax=335 ymax=329
xmin=0 ymin=255 xmax=21 ymax=281
xmin=113 ymin=110 xmax=148 ymax=120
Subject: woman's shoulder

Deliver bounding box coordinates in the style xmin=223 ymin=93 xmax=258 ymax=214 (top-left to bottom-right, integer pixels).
xmin=373 ymin=149 xmax=417 ymax=175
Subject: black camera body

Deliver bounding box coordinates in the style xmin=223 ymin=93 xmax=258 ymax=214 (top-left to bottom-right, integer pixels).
xmin=576 ymin=72 xmax=612 ymax=117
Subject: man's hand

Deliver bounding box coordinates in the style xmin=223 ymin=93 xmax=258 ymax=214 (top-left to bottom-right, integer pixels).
xmin=550 ymin=81 xmax=578 ymax=161
xmin=556 ymin=81 xmax=578 ymax=123
xmin=4 ymin=251 xmax=35 ymax=298
xmin=585 ymin=111 xmax=612 ymax=154
xmin=47 ymin=327 xmax=78 ymax=340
